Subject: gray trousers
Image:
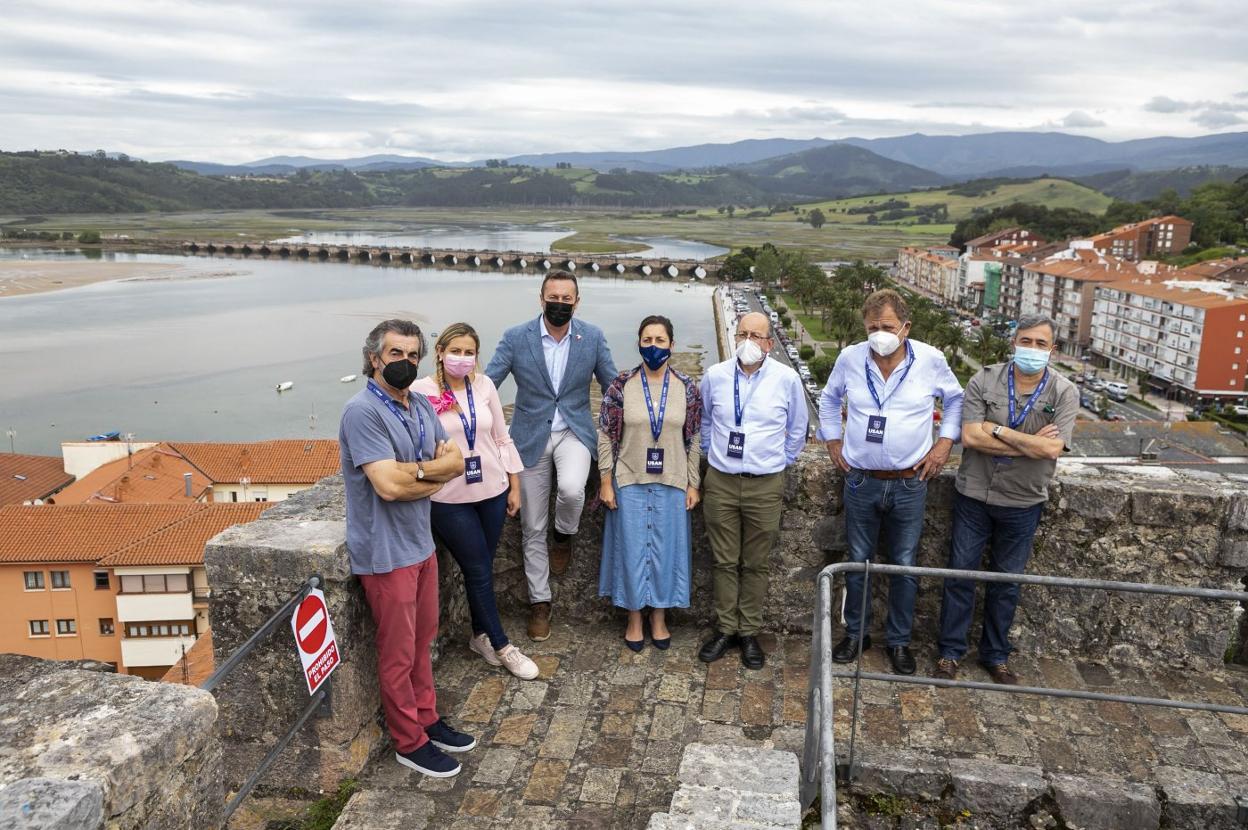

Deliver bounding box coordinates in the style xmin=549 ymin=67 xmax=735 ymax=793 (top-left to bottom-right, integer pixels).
xmin=518 ymin=429 xmax=592 ymax=603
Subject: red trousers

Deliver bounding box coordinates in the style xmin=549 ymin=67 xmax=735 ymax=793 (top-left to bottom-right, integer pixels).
xmin=359 ymin=556 xmax=440 ymax=753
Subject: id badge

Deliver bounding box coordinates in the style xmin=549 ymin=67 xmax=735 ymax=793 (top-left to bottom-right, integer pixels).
xmin=646 ymin=448 xmax=665 ymax=474
xmin=866 ymin=415 xmax=887 ymax=444
xmin=465 ymin=455 xmax=484 ymax=484
xmin=727 ymin=431 xmax=745 ymax=459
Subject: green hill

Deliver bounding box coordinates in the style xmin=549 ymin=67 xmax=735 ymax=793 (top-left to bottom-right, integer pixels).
xmin=1077 ymin=166 xmax=1248 ymax=201
xmin=737 ymin=144 xmax=947 ymax=199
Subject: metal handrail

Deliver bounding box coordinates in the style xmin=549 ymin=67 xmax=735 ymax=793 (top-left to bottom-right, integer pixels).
xmin=799 ymin=562 xmax=1248 ymax=829
xmin=200 ymin=574 xmax=324 ymax=821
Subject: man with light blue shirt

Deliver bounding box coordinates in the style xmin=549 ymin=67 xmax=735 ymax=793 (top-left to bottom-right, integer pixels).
xmin=818 ymin=289 xmax=963 ymax=675
xmin=698 ymin=311 xmax=809 ymax=670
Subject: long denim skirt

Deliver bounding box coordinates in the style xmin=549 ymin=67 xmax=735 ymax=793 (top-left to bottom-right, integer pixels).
xmin=599 ymin=482 xmax=692 ymax=610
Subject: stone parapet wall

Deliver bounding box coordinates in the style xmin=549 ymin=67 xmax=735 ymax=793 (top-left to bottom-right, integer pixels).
xmin=203 ymin=455 xmax=1248 ymax=796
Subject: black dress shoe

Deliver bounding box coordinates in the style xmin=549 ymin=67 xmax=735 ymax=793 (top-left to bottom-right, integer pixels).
xmin=887 ymin=645 xmax=916 ymax=675
xmin=832 ymin=634 xmax=871 ymax=663
xmin=739 ymin=635 xmax=765 ymax=670
xmin=697 ymin=632 xmax=738 ymax=663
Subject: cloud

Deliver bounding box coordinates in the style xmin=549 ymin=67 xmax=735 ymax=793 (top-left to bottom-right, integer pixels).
xmin=1144 ymin=96 xmax=1198 ymax=113
xmin=1060 ymin=110 xmax=1106 ymax=128
xmin=1193 ymin=110 xmax=1245 ymax=129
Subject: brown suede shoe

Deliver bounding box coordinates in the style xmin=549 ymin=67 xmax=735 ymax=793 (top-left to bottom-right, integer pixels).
xmin=933 ymin=658 xmax=959 ymax=680
xmin=983 ymin=662 xmax=1019 ymax=685
xmin=549 ymin=538 xmax=572 ymax=576
xmin=527 ymin=602 xmax=551 ymax=642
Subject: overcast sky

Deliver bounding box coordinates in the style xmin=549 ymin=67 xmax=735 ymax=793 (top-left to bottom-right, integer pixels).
xmin=3 ymin=0 xmax=1246 ymax=163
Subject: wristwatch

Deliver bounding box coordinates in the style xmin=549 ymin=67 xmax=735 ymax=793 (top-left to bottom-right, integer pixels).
xmin=992 ymin=425 xmax=1004 ymax=439
xmin=416 ymin=462 xmax=426 ymax=480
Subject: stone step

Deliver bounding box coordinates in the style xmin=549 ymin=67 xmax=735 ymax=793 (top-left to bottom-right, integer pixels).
xmin=331 ymin=788 xmax=436 ymax=830
xmin=648 ymin=742 xmax=803 ymax=830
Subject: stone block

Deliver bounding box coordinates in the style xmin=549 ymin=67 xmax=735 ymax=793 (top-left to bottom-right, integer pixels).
xmin=330 ymin=788 xmax=435 ymax=829
xmin=0 ymin=655 xmax=222 ymax=830
xmin=1154 ymin=766 xmax=1240 ymax=830
xmin=849 ymin=749 xmax=949 ymax=802
xmin=677 ymin=743 xmax=800 ymax=797
xmin=1226 ymin=494 xmax=1248 ymax=531
xmin=1061 ymin=480 xmax=1129 ymax=520
xmin=0 ymin=778 xmax=104 ymax=830
xmin=946 ymin=758 xmax=1047 ymax=819
xmin=1130 ymin=487 xmax=1222 ymax=527
xmin=1050 ymin=773 xmax=1160 ymax=830
xmin=1219 ymin=537 xmax=1248 ymax=568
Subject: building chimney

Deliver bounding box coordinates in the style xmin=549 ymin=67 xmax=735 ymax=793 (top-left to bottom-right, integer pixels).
xmin=184 ymin=472 xmax=193 ymax=498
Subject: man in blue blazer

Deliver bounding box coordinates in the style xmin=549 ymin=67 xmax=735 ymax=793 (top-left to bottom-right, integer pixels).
xmin=486 ymin=271 xmax=618 ymax=641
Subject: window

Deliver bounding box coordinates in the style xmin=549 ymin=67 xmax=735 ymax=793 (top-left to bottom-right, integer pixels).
xmin=119 ymin=573 xmax=191 ymax=593
xmin=125 ymin=621 xmax=192 ymax=638
xmin=99 ymin=618 xmax=114 ymax=636
xmin=51 ymin=570 xmax=70 ymax=589
xmin=56 ymin=619 xmax=77 ymax=636
xmin=23 ymin=571 xmax=44 ymax=590
xmin=230 ymin=491 xmax=238 ymax=503
xmin=29 ymin=620 xmax=49 ymax=636
xmin=165 ymin=573 xmax=188 ymax=592
xmin=94 ymin=570 xmax=110 ymax=590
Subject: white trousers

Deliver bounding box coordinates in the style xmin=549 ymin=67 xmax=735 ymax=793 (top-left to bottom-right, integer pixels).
xmin=518 ymin=429 xmax=592 ymax=603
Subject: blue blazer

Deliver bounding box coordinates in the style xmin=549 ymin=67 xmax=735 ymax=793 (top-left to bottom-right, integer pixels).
xmin=486 ymin=316 xmax=618 ymax=468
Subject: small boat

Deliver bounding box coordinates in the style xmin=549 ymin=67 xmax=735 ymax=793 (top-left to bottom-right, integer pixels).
xmin=276 ymin=381 xmax=294 ymax=392
xmin=340 ymin=374 xmax=357 ymax=383
xmin=87 ymin=431 xmax=121 ymax=442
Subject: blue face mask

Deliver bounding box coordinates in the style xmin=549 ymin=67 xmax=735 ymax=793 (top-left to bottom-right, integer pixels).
xmin=1013 ymin=346 xmax=1051 ymax=375
xmin=639 ymin=344 xmax=671 ymax=371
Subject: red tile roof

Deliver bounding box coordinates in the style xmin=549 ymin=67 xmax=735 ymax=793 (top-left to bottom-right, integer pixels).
xmin=171 ymin=440 xmax=340 ymax=484
xmin=98 ymin=503 xmax=271 ymax=567
xmin=54 ymin=446 xmax=212 ymax=504
xmin=0 ymin=454 xmax=74 ymax=506
xmin=161 ymin=630 xmax=215 ymax=686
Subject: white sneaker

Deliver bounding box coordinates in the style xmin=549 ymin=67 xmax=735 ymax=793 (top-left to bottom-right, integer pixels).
xmin=469 ymin=633 xmax=501 ymax=666
xmin=497 ymin=644 xmax=540 ymax=680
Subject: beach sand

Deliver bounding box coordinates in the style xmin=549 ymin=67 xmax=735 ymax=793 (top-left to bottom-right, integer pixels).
xmin=0 ymin=261 xmax=203 ymax=297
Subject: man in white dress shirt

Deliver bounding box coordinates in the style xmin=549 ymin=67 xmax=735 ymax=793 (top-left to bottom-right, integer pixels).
xmin=818 ymin=289 xmax=963 ymax=675
xmin=697 ymin=311 xmax=809 ymax=670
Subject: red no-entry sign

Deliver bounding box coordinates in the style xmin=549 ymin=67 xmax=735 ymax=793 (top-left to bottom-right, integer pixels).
xmin=291 ymin=587 xmax=340 ymax=695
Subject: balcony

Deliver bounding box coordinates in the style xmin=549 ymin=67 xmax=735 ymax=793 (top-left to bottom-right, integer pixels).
xmin=117 ymin=592 xmax=193 ymax=622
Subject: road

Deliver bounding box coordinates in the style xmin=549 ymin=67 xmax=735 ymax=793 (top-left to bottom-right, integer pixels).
xmin=730 ymin=284 xmax=821 ymax=429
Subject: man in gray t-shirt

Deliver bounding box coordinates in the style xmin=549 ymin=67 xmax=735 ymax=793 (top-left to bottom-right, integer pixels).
xmin=934 ymin=313 xmax=1078 ymax=686
xmin=339 ymin=319 xmax=474 ymax=779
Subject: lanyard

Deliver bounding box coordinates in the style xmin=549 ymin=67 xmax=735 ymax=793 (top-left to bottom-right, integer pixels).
xmin=864 ymin=341 xmax=915 ymax=412
xmin=639 ymin=368 xmax=671 ymax=443
xmin=367 ymin=380 xmax=427 ymax=460
xmin=733 ymin=363 xmax=763 ymax=427
xmin=1007 ymin=365 xmax=1049 ymax=429
xmin=447 ymin=380 xmax=478 ymax=452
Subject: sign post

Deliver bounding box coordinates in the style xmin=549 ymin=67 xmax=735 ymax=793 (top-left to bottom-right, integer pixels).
xmin=291 ymin=587 xmax=340 ymax=695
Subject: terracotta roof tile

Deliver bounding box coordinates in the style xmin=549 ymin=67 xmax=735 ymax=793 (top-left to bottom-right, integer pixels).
xmin=1097 ymin=277 xmax=1248 ymax=309
xmin=171 ymin=440 xmax=340 ymax=484
xmin=54 ymin=446 xmax=212 ymax=504
xmin=0 ymin=504 xmax=200 ymax=563
xmin=0 ymin=454 xmax=74 ymax=506
xmin=98 ymin=503 xmax=271 ymax=567
xmin=161 ymin=631 xmax=215 ymax=686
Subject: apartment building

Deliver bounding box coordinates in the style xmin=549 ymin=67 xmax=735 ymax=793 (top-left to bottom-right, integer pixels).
xmin=1178 ymin=257 xmax=1248 ymax=283
xmin=895 ymin=246 xmax=961 ymax=303
xmin=963 ymin=227 xmax=1046 ymax=256
xmin=1019 ymin=253 xmax=1136 ymax=354
xmin=53 ymin=445 xmax=212 ymax=504
xmin=0 ymin=453 xmax=74 ymax=506
xmin=1085 ymin=215 xmax=1193 ymax=261
xmin=0 ymin=503 xmax=268 ymax=678
xmin=171 ymin=439 xmax=340 ymax=503
xmin=1091 ymin=278 xmax=1248 ymax=401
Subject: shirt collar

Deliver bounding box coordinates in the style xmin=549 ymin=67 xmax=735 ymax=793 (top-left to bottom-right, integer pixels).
xmin=539 ymin=315 xmax=572 ymax=344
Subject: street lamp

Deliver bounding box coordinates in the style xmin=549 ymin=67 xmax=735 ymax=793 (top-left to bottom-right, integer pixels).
xmin=240 ymin=476 xmax=250 ymax=502
xmin=5 ymin=428 xmax=14 ymax=454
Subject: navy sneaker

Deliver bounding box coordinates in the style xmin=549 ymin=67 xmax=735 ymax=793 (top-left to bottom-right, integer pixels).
xmin=425 ymin=718 xmax=476 ymax=753
xmin=396 ymin=742 xmax=461 ymax=778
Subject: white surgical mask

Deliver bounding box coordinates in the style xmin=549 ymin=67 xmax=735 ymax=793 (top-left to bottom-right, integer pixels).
xmin=867 ymin=331 xmax=901 ymax=357
xmin=735 ymin=338 xmax=764 ymax=366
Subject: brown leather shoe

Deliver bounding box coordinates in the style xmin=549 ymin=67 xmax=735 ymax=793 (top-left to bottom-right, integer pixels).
xmin=527 ymin=602 xmax=551 ymax=642
xmin=933 ymin=658 xmax=959 ymax=680
xmin=983 ymin=662 xmax=1019 ymax=685
xmin=548 ymin=538 xmax=572 ymax=576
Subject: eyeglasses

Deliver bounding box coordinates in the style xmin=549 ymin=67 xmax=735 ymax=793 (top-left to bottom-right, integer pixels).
xmin=734 ymin=332 xmax=770 ymax=343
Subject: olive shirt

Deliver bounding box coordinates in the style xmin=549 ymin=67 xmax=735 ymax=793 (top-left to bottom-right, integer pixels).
xmin=955 ymin=363 xmax=1078 ymax=508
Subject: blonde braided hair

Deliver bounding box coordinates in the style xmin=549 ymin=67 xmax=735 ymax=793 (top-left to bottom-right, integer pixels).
xmin=433 ymin=322 xmax=480 ymax=415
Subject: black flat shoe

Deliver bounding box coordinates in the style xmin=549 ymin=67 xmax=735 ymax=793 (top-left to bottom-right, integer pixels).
xmin=650 ymin=635 xmax=671 ymax=650
xmin=739 ymin=635 xmax=765 ymax=670
xmin=887 ymin=645 xmax=916 ymax=675
xmin=624 ymin=635 xmax=645 ymax=653
xmin=832 ymin=634 xmax=871 ymax=663
xmin=698 ymin=631 xmax=738 ymax=663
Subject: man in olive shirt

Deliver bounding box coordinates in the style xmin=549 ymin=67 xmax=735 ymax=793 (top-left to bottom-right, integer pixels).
xmin=935 ymin=314 xmax=1078 ymax=685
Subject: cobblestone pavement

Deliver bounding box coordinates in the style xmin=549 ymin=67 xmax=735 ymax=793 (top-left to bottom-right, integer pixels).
xmin=344 ymin=615 xmax=1248 ymax=829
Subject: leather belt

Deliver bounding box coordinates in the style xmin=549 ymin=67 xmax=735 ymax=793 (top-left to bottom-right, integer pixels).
xmin=861 ymin=468 xmax=919 ymax=480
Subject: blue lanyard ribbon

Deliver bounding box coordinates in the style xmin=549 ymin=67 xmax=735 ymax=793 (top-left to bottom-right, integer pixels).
xmin=640 ymin=368 xmax=671 ymax=443
xmin=447 ymin=380 xmax=478 ymax=452
xmin=1007 ymin=365 xmax=1049 ymax=429
xmin=733 ymin=364 xmax=763 ymax=427
xmin=367 ymin=380 xmax=427 ymax=460
xmin=864 ymin=341 xmax=915 ymax=412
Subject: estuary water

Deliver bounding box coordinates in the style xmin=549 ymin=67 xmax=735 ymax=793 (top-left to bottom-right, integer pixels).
xmin=271 ymin=229 xmax=729 ymax=260
xmin=0 ymin=249 xmax=717 ymax=456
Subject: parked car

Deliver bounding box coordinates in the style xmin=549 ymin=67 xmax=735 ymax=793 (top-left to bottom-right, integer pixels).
xmin=1230 ymin=405 xmax=1248 ymax=416
xmin=1086 ymin=378 xmax=1106 ymax=392
xmin=1102 ymin=411 xmax=1126 ymax=422
xmin=1104 ymin=381 xmax=1129 ymax=402
xmin=1080 ymin=392 xmax=1098 ymax=410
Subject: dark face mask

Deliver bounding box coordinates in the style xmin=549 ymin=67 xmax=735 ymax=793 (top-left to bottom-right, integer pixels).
xmin=639 ymin=345 xmax=671 ymax=371
xmin=380 ymin=357 xmax=419 ymax=390
xmin=544 ymin=301 xmax=574 ymax=328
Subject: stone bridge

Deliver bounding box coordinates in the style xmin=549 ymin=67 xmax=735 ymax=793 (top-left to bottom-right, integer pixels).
xmin=180 ymin=241 xmax=714 ymax=280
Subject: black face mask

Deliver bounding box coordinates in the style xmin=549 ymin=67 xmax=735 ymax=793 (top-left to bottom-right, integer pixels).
xmin=544 ymin=301 xmax=574 ymax=328
xmin=380 ymin=358 xmax=419 ymax=390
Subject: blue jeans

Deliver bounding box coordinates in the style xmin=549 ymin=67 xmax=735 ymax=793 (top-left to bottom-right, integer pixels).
xmin=430 ymin=490 xmax=510 ymax=650
xmin=842 ymin=470 xmax=928 ymax=647
xmin=938 ymin=491 xmax=1044 ymax=666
